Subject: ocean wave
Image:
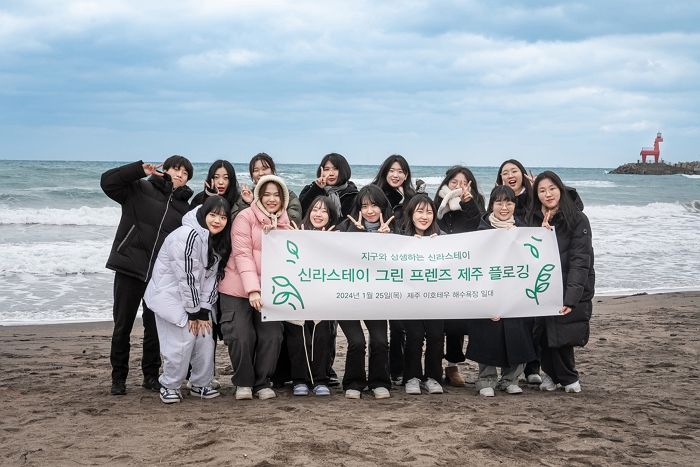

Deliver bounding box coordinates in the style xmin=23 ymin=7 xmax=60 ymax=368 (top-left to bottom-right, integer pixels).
xmin=681 ymin=174 xmax=700 ymax=179
xmin=564 ymin=180 xmax=618 ymax=188
xmin=585 ymin=202 xmax=693 ymax=220
xmin=351 ymin=176 xmax=445 ymax=187
xmin=0 ymin=240 xmax=110 ymax=276
xmin=0 ymin=206 xmax=120 ymax=226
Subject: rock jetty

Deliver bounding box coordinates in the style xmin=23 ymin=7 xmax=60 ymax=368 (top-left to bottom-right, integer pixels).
xmin=610 ymin=161 xmax=700 ymax=175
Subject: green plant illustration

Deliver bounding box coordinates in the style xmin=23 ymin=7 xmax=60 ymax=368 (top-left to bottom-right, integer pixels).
xmin=271 ymin=275 xmax=305 ymax=310
xmin=286 ymin=240 xmax=300 ymax=264
xmin=525 ymin=263 xmax=555 ymax=305
xmin=523 ymin=235 xmax=543 ymax=259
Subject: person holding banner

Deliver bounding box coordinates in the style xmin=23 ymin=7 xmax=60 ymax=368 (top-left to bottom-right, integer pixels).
xmin=299 ymin=152 xmax=358 ymax=219
xmin=371 ymin=154 xmax=417 ymax=386
xmin=467 ymin=185 xmax=536 ymax=397
xmin=337 ymin=185 xmax=395 ymax=399
xmin=218 ymin=175 xmax=292 ymax=401
xmin=433 ymin=165 xmax=485 ymax=387
xmin=284 ymin=196 xmax=339 ymax=396
xmin=527 ymin=171 xmax=594 ymax=394
xmin=399 ymin=194 xmax=445 ymax=395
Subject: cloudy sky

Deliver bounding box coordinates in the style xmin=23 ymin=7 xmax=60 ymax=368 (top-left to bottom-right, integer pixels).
xmin=1 ymin=0 xmax=699 ymax=167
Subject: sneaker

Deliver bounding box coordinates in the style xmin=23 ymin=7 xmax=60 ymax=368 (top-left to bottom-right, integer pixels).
xmin=479 ymin=387 xmax=495 ymax=397
xmin=405 ymin=377 xmax=421 ymax=395
xmin=142 ymin=375 xmax=161 ymax=392
xmin=391 ymin=375 xmax=404 ymax=386
xmin=313 ymin=385 xmax=331 ymax=396
xmin=345 ymin=389 xmax=361 ymax=399
xmin=539 ymin=373 xmax=558 ymax=392
xmin=444 ymin=366 xmax=465 ymax=387
xmin=564 ymin=380 xmax=582 ymax=393
xmin=328 ymin=376 xmax=340 ymax=387
xmin=423 ymin=378 xmax=444 ymax=394
xmin=111 ymin=380 xmax=126 ymax=396
xmin=372 ymin=387 xmax=391 ymax=399
xmin=526 ymin=374 xmax=543 ymax=384
xmin=293 ymin=384 xmax=309 ymax=396
xmin=235 ymin=386 xmax=253 ymax=400
xmin=190 ymin=385 xmax=220 ymax=399
xmin=255 ymin=388 xmax=277 ymax=400
xmin=504 ymin=384 xmax=523 ymax=395
xmin=159 ymin=387 xmax=182 ymax=404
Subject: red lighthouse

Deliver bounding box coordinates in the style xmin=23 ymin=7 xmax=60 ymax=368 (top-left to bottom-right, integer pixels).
xmin=640 ymin=132 xmax=663 ymax=163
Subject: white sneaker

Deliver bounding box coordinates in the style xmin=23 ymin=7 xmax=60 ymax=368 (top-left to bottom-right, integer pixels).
xmin=423 ymin=378 xmax=443 ymax=394
xmin=564 ymin=380 xmax=582 ymax=393
xmin=527 ymin=374 xmax=543 ymax=384
xmin=190 ymin=385 xmax=221 ymax=399
xmin=539 ymin=373 xmax=558 ymax=392
xmin=405 ymin=377 xmax=421 ymax=395
xmin=345 ymin=389 xmax=361 ymax=399
xmin=255 ymin=388 xmax=277 ymax=400
xmin=504 ymin=384 xmax=523 ymax=394
xmin=372 ymin=387 xmax=391 ymax=399
xmin=479 ymin=387 xmax=495 ymax=397
xmin=159 ymin=387 xmax=183 ymax=404
xmin=235 ymin=386 xmax=253 ymax=400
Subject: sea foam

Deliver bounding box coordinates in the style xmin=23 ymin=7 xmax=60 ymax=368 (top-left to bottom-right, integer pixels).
xmin=0 ymin=206 xmax=120 ymax=226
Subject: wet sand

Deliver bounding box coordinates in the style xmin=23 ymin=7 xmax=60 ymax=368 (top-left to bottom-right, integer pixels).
xmin=0 ymin=292 xmax=698 ymax=466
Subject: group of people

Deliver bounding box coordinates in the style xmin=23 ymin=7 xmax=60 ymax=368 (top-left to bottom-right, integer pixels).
xmin=101 ymin=152 xmax=595 ymax=404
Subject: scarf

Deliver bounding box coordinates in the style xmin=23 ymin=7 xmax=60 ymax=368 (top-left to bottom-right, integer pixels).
xmin=488 ymin=212 xmax=516 ymax=229
xmin=324 ymin=182 xmax=348 ymax=218
xmin=437 ymin=185 xmax=463 ymax=220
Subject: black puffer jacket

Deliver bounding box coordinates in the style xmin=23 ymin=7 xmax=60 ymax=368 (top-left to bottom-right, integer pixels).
xmin=299 ymin=181 xmax=358 ymax=219
xmin=101 ymin=161 xmax=193 ymax=282
xmin=466 ymin=214 xmax=536 ymax=367
xmin=530 ymin=208 xmax=595 ymax=348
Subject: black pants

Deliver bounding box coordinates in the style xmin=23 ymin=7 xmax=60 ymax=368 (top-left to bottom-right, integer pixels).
xmin=443 ymin=319 xmax=469 ymax=363
xmin=110 ymin=272 xmax=161 ymax=382
xmin=389 ymin=320 xmax=405 ymax=378
xmin=327 ymin=321 xmax=338 ymax=379
xmin=524 ymin=318 xmax=543 ymax=376
xmin=403 ymin=320 xmax=444 ymax=382
xmin=338 ymin=320 xmax=390 ymax=391
xmin=540 ymin=333 xmax=578 ymax=386
xmin=285 ymin=321 xmax=332 ymax=386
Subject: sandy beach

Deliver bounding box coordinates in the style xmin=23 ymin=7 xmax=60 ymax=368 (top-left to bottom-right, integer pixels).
xmin=0 ymin=292 xmax=698 ymax=466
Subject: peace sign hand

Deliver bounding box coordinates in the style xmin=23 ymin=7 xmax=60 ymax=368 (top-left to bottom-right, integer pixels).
xmin=346 ymin=213 xmax=365 ymax=230
xmin=378 ymin=212 xmax=395 ymax=234
xmin=315 ymin=166 xmax=327 ymax=188
xmin=240 ymin=184 xmax=253 ymax=204
xmin=460 ymin=180 xmax=473 ymax=202
xmin=323 ymin=225 xmax=336 ymax=232
xmin=526 ymin=170 xmax=537 ymax=185
xmin=542 ymin=210 xmax=553 ymax=230
xmin=142 ymin=163 xmax=163 ymax=177
xmin=204 ymin=180 xmax=218 ymax=197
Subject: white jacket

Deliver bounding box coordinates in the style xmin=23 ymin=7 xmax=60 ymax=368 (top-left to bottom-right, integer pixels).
xmin=144 ymin=208 xmax=219 ymax=327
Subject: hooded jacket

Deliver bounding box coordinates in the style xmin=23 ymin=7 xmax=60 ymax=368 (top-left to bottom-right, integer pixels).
xmin=299 ymin=180 xmax=358 ymax=219
xmin=218 ymin=175 xmax=291 ymax=298
xmin=143 ymin=208 xmax=220 ymax=327
xmin=101 ymin=161 xmax=193 ymax=282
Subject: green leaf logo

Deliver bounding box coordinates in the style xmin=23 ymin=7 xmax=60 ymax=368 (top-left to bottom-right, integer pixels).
xmin=271 ymin=275 xmax=304 ymax=311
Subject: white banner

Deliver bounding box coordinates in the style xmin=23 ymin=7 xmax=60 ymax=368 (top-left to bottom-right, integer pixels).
xmin=261 ymin=228 xmax=563 ymax=321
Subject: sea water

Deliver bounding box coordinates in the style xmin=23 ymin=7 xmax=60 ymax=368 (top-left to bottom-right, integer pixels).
xmin=1 ymin=160 xmax=699 ymax=324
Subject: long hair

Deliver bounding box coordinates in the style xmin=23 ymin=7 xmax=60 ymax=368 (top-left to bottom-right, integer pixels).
xmin=199 ymin=195 xmax=232 ymax=280
xmin=487 ymin=185 xmax=517 ymax=214
xmin=205 ymin=160 xmax=239 ymax=206
xmin=527 ymin=171 xmax=579 ymax=231
xmin=301 ymin=195 xmax=338 ymax=230
xmin=349 ymin=185 xmax=393 ymax=222
xmin=401 ymin=194 xmax=440 ymax=236
xmin=433 ymin=165 xmax=485 ymax=212
xmin=371 ymin=154 xmax=416 ymax=200
xmin=496 ymin=159 xmax=531 ymax=197
xmin=316 ymin=153 xmax=352 ymax=186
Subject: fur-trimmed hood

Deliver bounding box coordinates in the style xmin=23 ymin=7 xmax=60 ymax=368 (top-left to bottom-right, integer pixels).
xmin=253 ymin=174 xmax=290 ymax=213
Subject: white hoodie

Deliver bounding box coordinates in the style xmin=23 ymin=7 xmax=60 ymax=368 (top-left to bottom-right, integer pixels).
xmin=144 ymin=207 xmax=219 ymax=327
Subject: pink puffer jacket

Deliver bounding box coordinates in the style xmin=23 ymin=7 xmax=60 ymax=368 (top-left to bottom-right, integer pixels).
xmin=218 ymin=203 xmax=290 ymax=298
